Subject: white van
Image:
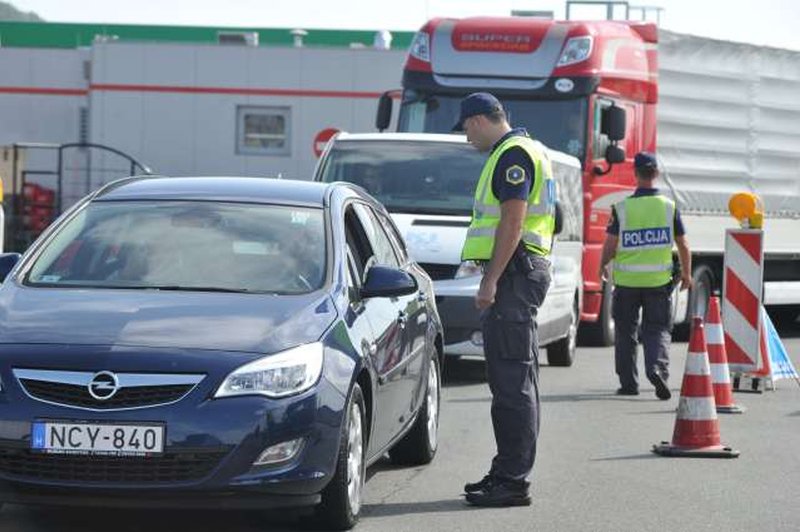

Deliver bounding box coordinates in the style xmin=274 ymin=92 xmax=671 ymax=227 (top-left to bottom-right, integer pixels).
xmin=315 ymin=133 xmax=583 ymax=366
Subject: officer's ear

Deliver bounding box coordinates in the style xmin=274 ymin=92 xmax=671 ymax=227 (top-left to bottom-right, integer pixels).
xmin=554 ymin=201 xmax=564 ymax=235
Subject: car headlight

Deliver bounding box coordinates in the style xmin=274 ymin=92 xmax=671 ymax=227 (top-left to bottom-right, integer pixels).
xmin=557 ymin=36 xmax=593 ymax=67
xmin=410 ymin=31 xmax=431 ymax=62
xmin=214 ymin=343 xmax=324 ymax=399
xmin=455 ymin=260 xmax=482 ymax=279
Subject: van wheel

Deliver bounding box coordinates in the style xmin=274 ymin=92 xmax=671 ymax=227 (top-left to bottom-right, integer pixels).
xmin=388 ymin=353 xmax=440 ymax=466
xmin=548 ymin=296 xmax=578 ymax=367
xmin=579 ymin=282 xmax=615 ymax=346
xmin=316 ymin=384 xmax=366 ymax=530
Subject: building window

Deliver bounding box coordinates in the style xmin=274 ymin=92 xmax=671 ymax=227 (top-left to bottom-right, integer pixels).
xmin=237 ymin=106 xmax=291 ymax=156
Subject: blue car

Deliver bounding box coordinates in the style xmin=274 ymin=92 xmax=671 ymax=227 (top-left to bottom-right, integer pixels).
xmin=0 ymin=177 xmax=443 ymax=529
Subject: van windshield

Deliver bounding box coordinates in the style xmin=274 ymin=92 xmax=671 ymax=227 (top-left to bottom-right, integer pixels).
xmin=318 ymin=140 xmax=484 ymax=216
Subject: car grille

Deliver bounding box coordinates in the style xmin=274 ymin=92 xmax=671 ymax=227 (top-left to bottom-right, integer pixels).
xmin=418 ymin=263 xmax=458 ymax=281
xmin=13 ymin=369 xmax=205 ymax=411
xmin=19 ymin=379 xmax=194 ymax=410
xmin=0 ymin=447 xmax=228 ymax=484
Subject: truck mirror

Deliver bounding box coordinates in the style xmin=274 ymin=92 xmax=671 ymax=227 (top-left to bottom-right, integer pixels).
xmin=605 ymin=145 xmax=625 ymax=164
xmin=376 ymin=91 xmax=394 ymax=132
xmin=601 ymin=104 xmax=626 ymax=141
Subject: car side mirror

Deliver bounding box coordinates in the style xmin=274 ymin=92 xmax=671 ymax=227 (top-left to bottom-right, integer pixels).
xmin=376 ymin=91 xmax=394 ymax=132
xmin=601 ymin=104 xmax=626 ymax=142
xmin=0 ymin=253 xmax=21 ymax=282
xmin=361 ymin=265 xmax=417 ymax=299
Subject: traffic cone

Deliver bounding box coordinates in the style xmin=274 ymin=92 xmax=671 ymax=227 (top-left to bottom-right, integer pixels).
xmin=706 ymin=296 xmax=745 ymax=413
xmin=652 ymin=317 xmax=740 ymax=458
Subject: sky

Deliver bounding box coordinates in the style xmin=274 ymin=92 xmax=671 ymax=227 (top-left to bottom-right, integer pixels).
xmin=10 ymin=0 xmax=800 ymax=51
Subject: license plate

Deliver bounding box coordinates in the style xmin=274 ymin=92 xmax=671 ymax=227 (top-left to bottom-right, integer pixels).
xmin=31 ymin=421 xmax=165 ymax=456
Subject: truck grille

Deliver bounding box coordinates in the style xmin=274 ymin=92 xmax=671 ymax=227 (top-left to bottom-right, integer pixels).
xmin=0 ymin=447 xmax=227 ymax=484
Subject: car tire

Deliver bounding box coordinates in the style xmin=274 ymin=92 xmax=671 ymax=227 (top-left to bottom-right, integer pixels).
xmin=579 ymin=281 xmax=615 ymax=347
xmin=316 ymin=383 xmax=366 ymax=531
xmin=547 ymin=296 xmax=578 ymax=367
xmin=388 ymin=353 xmax=440 ymax=466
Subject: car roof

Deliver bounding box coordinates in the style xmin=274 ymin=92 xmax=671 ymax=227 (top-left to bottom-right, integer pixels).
xmin=333 ymin=132 xmax=469 ymax=144
xmin=96 ymin=176 xmax=341 ymax=206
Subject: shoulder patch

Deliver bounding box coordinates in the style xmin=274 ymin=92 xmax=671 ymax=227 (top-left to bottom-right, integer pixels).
xmin=505 ymin=164 xmax=526 ymax=185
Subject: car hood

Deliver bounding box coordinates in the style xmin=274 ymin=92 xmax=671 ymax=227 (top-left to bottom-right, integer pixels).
xmin=0 ymin=284 xmax=337 ymax=354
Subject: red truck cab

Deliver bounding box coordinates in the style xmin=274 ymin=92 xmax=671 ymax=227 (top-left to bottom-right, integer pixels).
xmin=392 ymin=16 xmax=659 ymax=344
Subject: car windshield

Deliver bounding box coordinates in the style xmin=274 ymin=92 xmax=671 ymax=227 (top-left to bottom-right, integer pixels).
xmin=25 ymin=201 xmax=326 ymax=294
xmin=398 ymin=90 xmax=588 ymax=160
xmin=318 ymin=140 xmax=483 ymax=216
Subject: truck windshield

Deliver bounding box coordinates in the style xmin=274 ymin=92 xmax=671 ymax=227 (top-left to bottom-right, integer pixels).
xmin=399 ymin=90 xmax=587 ymax=161
xmin=318 ymin=140 xmax=484 ymax=216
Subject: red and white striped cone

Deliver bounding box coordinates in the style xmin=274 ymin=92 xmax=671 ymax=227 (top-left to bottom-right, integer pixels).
xmin=652 ymin=317 xmax=740 ymax=458
xmin=706 ymin=295 xmax=744 ymax=413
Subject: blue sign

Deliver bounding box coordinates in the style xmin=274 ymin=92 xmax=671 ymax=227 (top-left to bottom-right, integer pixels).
xmin=621 ymin=227 xmax=671 ymax=248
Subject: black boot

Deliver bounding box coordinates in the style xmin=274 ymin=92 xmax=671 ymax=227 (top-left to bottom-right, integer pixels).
xmin=465 ymin=480 xmax=531 ymax=507
xmin=464 ymin=474 xmax=494 ymax=494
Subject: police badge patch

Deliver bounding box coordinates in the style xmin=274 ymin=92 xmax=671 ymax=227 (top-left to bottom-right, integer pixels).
xmin=505 ymin=165 xmax=526 ymax=185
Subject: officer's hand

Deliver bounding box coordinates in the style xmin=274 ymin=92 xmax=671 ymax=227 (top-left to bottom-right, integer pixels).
xmin=475 ymin=278 xmax=496 ymax=310
xmin=680 ymin=274 xmax=693 ymax=291
xmin=599 ymin=264 xmax=609 ymax=283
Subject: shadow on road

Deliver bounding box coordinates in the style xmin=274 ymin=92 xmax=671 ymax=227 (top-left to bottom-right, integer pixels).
xmin=442 ymin=358 xmax=486 ymax=387
xmin=590 ymin=453 xmax=659 ymax=462
xmin=361 ymin=498 xmax=472 ymax=518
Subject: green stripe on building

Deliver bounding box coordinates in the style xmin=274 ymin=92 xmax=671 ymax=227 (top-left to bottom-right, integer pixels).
xmin=0 ymin=21 xmax=415 ymax=49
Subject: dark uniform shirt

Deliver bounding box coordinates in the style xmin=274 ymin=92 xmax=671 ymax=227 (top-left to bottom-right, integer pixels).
xmin=606 ymin=187 xmax=686 ymax=236
xmin=489 ymin=128 xmax=536 ymax=203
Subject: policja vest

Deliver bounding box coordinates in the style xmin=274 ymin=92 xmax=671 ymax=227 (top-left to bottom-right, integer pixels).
xmin=612 ymin=194 xmax=676 ymax=287
xmin=461 ymin=135 xmax=556 ymax=261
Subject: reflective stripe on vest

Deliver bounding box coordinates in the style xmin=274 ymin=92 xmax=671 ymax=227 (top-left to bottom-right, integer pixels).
xmin=461 ymin=135 xmax=556 ymax=261
xmin=612 ymin=195 xmax=675 ymax=288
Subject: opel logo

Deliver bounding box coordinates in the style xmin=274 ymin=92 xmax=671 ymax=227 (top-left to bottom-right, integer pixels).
xmin=88 ymin=371 xmax=120 ymax=401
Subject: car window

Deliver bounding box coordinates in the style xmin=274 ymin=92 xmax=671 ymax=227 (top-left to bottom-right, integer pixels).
xmin=353 ymin=204 xmax=399 ymax=268
xmin=376 ymin=211 xmax=408 ymax=264
xmin=26 ymin=201 xmax=326 ymax=294
xmin=344 ymin=206 xmax=374 ymax=283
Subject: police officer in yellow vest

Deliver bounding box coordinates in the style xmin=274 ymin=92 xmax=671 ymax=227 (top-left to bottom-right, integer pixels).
xmin=455 ymin=93 xmax=555 ymax=507
xmin=599 ymin=152 xmax=693 ymax=399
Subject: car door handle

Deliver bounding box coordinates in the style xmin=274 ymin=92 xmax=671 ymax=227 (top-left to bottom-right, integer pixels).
xmin=397 ymin=311 xmax=408 ymax=328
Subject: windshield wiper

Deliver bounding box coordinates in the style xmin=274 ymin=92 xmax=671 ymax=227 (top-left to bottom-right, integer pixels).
xmin=147 ymin=285 xmax=255 ymax=294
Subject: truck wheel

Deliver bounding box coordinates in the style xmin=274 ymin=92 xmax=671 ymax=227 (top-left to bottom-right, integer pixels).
xmin=689 ymin=265 xmax=714 ymax=319
xmin=388 ymin=353 xmax=440 ymax=465
xmin=579 ymin=282 xmax=614 ymax=347
xmin=767 ymin=306 xmax=799 ymax=326
xmin=547 ymin=296 xmax=578 ymax=367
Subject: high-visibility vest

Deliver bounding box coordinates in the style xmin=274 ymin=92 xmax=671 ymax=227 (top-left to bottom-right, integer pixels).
xmin=612 ymin=194 xmax=676 ymax=287
xmin=461 ymin=135 xmax=556 ymax=261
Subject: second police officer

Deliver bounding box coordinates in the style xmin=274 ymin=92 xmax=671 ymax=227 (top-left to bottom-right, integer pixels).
xmin=599 ymin=152 xmax=693 ymax=399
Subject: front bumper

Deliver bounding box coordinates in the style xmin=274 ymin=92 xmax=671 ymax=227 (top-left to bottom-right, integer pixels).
xmin=0 ymin=348 xmax=349 ymax=508
xmin=433 ymin=276 xmax=484 ymax=356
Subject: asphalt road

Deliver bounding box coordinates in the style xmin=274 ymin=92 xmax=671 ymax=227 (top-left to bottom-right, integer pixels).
xmin=2 ymin=320 xmax=799 ymax=532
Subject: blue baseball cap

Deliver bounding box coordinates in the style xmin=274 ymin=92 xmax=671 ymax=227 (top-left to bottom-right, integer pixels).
xmin=452 ymin=92 xmax=504 ymax=131
xmin=634 ymin=151 xmax=658 ymax=169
